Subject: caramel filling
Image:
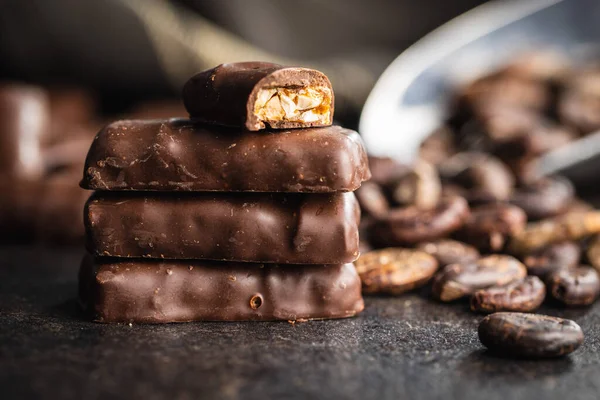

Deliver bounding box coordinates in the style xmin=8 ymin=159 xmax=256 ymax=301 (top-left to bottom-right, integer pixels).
xmin=253 ymin=86 xmax=332 ymax=126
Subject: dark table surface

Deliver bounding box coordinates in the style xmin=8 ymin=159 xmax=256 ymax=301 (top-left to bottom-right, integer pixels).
xmin=2 ymin=246 xmax=600 ymax=400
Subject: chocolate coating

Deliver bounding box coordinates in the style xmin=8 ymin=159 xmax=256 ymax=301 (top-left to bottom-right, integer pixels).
xmin=81 ymin=119 xmax=370 ymax=193
xmin=182 ymin=62 xmax=333 ymax=130
xmin=85 ymin=191 xmax=360 ymax=264
xmin=478 ymin=312 xmax=583 ymax=358
xmin=79 ymin=255 xmax=364 ymax=323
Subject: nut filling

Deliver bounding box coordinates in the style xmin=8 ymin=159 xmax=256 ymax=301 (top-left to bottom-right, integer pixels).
xmin=253 ymin=86 xmax=332 ymax=126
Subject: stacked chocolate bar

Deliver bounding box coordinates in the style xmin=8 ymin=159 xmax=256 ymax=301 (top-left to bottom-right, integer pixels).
xmin=78 ymin=62 xmax=371 ymax=323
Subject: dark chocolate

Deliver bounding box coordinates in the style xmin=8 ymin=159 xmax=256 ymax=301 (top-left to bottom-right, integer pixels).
xmin=85 ymin=191 xmax=360 ymax=264
xmin=80 ymin=119 xmax=370 ymax=193
xmin=79 ymin=255 xmax=364 ymax=323
xmin=182 ymin=62 xmax=334 ymax=130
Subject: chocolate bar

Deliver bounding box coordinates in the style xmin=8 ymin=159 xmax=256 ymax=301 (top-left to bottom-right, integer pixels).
xmin=85 ymin=191 xmax=360 ymax=264
xmin=80 ymin=119 xmax=369 ymax=192
xmin=79 ymin=255 xmax=364 ymax=323
xmin=182 ymin=62 xmax=334 ymax=130
xmin=0 ymin=83 xmax=49 ymax=178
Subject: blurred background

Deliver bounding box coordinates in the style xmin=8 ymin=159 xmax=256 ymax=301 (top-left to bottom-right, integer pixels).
xmin=0 ymin=0 xmax=487 ymax=123
xmin=2 ymin=0 xmax=600 ymax=247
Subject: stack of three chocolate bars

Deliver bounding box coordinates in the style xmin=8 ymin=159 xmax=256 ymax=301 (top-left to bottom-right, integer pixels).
xmin=79 ymin=62 xmax=371 ymax=323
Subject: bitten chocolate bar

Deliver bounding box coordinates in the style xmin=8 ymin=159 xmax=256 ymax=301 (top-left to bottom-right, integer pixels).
xmin=183 ymin=62 xmax=334 ymax=130
xmin=85 ymin=191 xmax=361 ymax=264
xmin=80 ymin=119 xmax=369 ymax=193
xmin=79 ymin=255 xmax=364 ymax=323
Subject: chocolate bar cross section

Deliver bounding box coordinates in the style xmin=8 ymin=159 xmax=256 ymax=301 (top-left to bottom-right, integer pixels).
xmin=182 ymin=62 xmax=334 ymax=130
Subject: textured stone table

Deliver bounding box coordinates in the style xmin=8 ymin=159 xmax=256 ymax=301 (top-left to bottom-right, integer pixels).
xmin=1 ymin=246 xmax=599 ymax=400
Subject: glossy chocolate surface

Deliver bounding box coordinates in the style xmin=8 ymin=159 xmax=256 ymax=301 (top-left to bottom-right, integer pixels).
xmin=85 ymin=191 xmax=360 ymax=264
xmin=79 ymin=255 xmax=364 ymax=323
xmin=81 ymin=119 xmax=370 ymax=193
